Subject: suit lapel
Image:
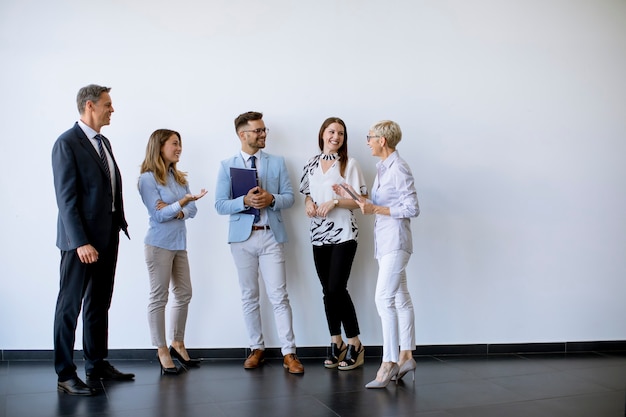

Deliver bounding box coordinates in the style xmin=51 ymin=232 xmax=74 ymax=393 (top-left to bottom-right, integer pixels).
xmin=259 ymin=151 xmax=267 ymax=185
xmin=74 ymin=123 xmax=116 ymax=186
xmin=75 ymin=124 xmax=104 ymax=169
xmin=100 ymin=137 xmax=120 ymax=175
xmin=235 ymin=153 xmax=247 ymax=168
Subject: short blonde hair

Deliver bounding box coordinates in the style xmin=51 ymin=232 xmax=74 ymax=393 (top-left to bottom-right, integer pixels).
xmin=370 ymin=120 xmax=402 ymax=148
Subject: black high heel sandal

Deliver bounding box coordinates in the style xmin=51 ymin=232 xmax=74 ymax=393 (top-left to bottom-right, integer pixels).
xmin=170 ymin=345 xmax=201 ymax=368
xmin=338 ymin=343 xmax=364 ymax=371
xmin=324 ymin=342 xmax=347 ymax=369
xmin=157 ymin=354 xmax=180 ymax=375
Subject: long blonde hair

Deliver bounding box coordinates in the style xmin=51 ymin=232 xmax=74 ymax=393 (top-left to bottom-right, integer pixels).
xmin=140 ymin=129 xmax=188 ymax=186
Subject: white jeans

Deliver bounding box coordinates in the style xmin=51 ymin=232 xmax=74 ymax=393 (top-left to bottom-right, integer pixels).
xmin=230 ymin=230 xmax=296 ymax=355
xmin=375 ymin=250 xmax=415 ymax=363
xmin=145 ymin=245 xmax=192 ymax=347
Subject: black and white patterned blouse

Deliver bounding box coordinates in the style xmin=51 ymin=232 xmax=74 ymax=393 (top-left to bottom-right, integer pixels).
xmin=300 ymin=154 xmax=367 ymax=245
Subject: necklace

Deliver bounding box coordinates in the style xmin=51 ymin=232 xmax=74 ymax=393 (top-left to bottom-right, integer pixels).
xmin=321 ymin=153 xmax=339 ymax=161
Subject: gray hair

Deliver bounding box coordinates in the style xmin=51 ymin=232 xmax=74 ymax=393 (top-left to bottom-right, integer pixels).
xmin=76 ymin=84 xmax=111 ymax=114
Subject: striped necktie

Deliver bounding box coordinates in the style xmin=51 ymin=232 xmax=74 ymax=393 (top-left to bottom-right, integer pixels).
xmin=95 ymin=134 xmax=111 ymax=180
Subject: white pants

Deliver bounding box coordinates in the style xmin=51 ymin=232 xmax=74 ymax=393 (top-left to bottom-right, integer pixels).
xmin=145 ymin=245 xmax=192 ymax=347
xmin=375 ymin=250 xmax=415 ymax=363
xmin=230 ymin=230 xmax=296 ymax=355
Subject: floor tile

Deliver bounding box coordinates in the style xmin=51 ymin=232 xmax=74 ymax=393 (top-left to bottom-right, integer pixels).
xmin=0 ymin=354 xmax=624 ymax=417
xmin=488 ymin=369 xmax=612 ymax=401
xmin=562 ymin=363 xmax=626 ymax=390
xmin=444 ymin=400 xmax=558 ymax=417
xmin=410 ymin=379 xmax=525 ymax=412
xmin=434 ymin=355 xmax=557 ymax=378
xmin=535 ymin=390 xmax=626 ymax=417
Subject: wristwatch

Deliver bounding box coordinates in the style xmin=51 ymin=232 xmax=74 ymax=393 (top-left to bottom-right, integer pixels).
xmin=269 ymin=195 xmax=276 ymax=208
xmin=333 ymin=199 xmax=339 ymax=206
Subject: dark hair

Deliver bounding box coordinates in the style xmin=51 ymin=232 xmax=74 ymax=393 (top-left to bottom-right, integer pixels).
xmin=76 ymin=84 xmax=111 ymax=114
xmin=234 ymin=111 xmax=263 ymax=133
xmin=318 ymin=117 xmax=348 ymax=178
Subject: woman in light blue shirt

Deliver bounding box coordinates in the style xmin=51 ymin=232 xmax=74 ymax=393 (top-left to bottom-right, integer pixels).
xmin=334 ymin=120 xmax=419 ymax=389
xmin=138 ymin=129 xmax=207 ymax=374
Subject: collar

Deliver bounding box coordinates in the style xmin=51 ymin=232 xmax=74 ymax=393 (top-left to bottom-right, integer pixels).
xmin=377 ymin=150 xmax=399 ymax=171
xmin=78 ymin=119 xmax=99 ymax=140
xmin=240 ymin=150 xmax=261 ymax=162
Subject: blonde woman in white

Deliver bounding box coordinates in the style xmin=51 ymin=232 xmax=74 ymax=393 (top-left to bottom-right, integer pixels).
xmin=334 ymin=120 xmax=419 ymax=388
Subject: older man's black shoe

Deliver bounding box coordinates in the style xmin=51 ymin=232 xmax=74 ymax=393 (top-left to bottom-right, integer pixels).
xmin=86 ymin=361 xmax=135 ymax=381
xmin=57 ymin=376 xmax=96 ymax=396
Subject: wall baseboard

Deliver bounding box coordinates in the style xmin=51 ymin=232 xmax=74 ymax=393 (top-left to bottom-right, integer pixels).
xmin=2 ymin=340 xmax=626 ymax=361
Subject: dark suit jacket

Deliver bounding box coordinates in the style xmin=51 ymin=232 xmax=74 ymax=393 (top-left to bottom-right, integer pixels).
xmin=52 ymin=122 xmax=128 ymax=252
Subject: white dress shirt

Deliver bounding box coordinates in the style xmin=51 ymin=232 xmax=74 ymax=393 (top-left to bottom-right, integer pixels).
xmin=371 ymin=151 xmax=420 ymax=259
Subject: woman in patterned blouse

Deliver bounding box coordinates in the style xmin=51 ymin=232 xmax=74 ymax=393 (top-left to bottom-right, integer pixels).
xmin=299 ymin=117 xmax=368 ymax=370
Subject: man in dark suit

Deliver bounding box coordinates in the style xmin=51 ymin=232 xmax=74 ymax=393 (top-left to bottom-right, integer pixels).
xmin=52 ymin=84 xmax=133 ymax=396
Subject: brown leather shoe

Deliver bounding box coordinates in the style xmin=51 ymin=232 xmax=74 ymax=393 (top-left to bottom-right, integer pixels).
xmin=244 ymin=349 xmax=265 ymax=369
xmin=283 ymin=353 xmax=304 ymax=374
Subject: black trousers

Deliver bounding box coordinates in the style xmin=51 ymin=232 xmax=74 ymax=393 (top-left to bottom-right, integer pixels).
xmin=53 ymin=231 xmax=119 ymax=381
xmin=312 ymin=240 xmax=360 ymax=338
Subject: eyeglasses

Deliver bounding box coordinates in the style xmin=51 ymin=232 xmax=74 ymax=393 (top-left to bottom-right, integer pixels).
xmin=242 ymin=128 xmax=269 ymax=134
xmin=366 ymin=135 xmax=380 ymax=142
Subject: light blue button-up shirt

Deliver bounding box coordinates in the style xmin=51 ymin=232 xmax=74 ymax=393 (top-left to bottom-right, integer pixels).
xmin=139 ymin=170 xmax=197 ymax=251
xmin=371 ymin=151 xmax=420 ymax=259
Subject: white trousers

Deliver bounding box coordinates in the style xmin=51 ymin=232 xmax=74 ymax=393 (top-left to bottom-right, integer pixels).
xmin=230 ymin=230 xmax=296 ymax=355
xmin=375 ymin=250 xmax=415 ymax=363
xmin=145 ymin=245 xmax=192 ymax=347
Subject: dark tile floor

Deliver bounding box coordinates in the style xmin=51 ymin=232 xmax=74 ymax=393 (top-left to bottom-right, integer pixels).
xmin=1 ymin=352 xmax=625 ymax=417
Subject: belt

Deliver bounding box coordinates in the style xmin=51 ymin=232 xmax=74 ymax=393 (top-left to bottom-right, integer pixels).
xmin=252 ymin=225 xmax=270 ymax=231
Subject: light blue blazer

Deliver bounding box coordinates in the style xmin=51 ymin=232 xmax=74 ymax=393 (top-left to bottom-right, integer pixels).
xmin=215 ymin=151 xmax=294 ymax=243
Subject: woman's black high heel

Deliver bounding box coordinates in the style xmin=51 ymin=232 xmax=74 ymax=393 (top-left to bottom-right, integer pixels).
xmin=170 ymin=345 xmax=201 ymax=368
xmin=338 ymin=343 xmax=365 ymax=371
xmin=324 ymin=342 xmax=347 ymax=369
xmin=157 ymin=355 xmax=180 ymax=375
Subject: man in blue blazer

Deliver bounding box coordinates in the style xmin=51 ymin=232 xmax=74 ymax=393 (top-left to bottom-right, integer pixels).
xmin=52 ymin=85 xmax=133 ymax=396
xmin=215 ymin=111 xmax=304 ymax=374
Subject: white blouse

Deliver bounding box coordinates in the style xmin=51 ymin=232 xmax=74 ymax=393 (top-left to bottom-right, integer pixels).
xmin=371 ymin=151 xmax=420 ymax=258
xmin=300 ymin=155 xmax=367 ymax=245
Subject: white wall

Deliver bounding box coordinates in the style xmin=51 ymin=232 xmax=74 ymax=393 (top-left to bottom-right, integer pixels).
xmin=1 ymin=0 xmax=625 ymax=350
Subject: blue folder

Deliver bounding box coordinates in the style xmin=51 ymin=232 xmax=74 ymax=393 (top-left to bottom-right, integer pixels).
xmin=230 ymin=167 xmax=260 ymax=217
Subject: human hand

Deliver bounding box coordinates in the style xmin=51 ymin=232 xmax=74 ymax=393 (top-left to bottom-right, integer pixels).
xmin=182 ymin=188 xmax=208 ymax=206
xmin=190 ymin=188 xmax=208 ymax=201
xmin=332 ymin=183 xmax=363 ymax=203
xmin=316 ymin=200 xmax=336 ymax=218
xmin=332 ymin=183 xmax=368 ymax=213
xmin=359 ymin=199 xmax=375 ymax=215
xmin=304 ymin=197 xmax=318 ymax=217
xmin=245 ymin=186 xmax=273 ymax=209
xmin=76 ymin=244 xmax=99 ymax=264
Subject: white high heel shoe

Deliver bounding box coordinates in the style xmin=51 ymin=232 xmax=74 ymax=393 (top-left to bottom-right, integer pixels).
xmin=365 ymin=363 xmax=400 ymax=389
